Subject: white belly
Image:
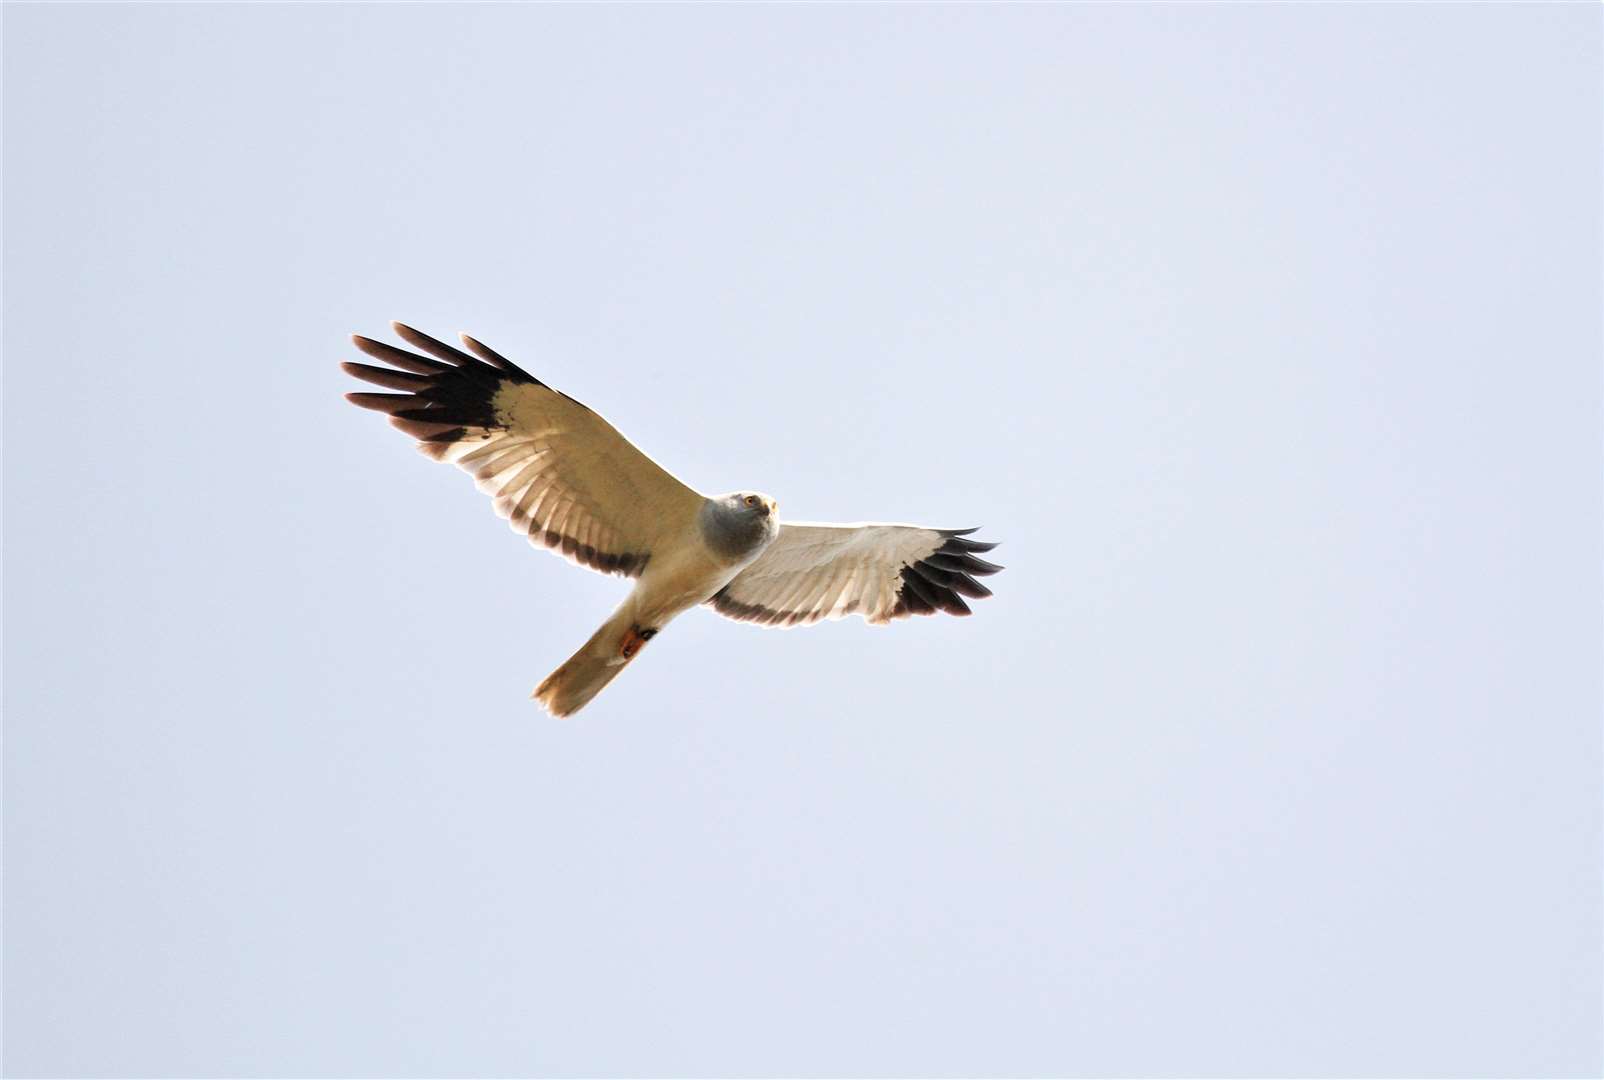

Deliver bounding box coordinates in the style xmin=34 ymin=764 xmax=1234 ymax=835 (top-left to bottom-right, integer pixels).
xmin=630 ymin=530 xmax=757 ymax=629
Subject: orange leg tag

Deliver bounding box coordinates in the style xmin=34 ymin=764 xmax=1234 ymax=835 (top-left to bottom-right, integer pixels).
xmin=620 ymin=625 xmax=657 ymax=660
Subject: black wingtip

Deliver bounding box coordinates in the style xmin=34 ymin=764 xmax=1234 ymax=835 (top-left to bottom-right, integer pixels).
xmin=459 ymin=332 xmax=496 ymax=357
xmin=937 ymin=528 xmax=1000 ymax=554
xmin=346 ymin=391 xmax=414 ymax=412
xmin=458 ymin=332 xmax=534 ymax=380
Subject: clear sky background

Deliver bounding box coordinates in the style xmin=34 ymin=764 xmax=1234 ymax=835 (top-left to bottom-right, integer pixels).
xmin=4 ymin=4 xmax=1600 ymax=1078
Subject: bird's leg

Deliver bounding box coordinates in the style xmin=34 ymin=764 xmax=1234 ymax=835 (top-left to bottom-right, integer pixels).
xmin=619 ymin=624 xmax=658 ymax=660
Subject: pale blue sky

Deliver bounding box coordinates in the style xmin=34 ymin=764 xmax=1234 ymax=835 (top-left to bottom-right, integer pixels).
xmin=4 ymin=4 xmax=1601 ymax=1077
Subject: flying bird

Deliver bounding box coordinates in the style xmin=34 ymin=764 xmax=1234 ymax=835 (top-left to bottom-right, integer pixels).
xmin=343 ymin=324 xmax=1003 ymax=717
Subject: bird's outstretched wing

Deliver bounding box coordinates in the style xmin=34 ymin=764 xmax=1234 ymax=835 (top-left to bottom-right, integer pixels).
xmin=707 ymin=523 xmax=1002 ymax=627
xmin=344 ymin=323 xmax=705 ymax=577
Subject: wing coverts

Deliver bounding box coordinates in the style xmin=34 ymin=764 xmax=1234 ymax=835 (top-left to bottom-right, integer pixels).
xmin=344 ymin=323 xmax=704 ymax=578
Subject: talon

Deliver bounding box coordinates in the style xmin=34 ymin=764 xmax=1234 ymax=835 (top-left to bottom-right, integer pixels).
xmin=620 ymin=624 xmax=657 ymax=660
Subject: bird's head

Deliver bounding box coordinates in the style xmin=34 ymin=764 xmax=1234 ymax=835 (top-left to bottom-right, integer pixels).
xmin=723 ymin=491 xmax=778 ymax=520
xmin=700 ymin=491 xmax=781 ymax=562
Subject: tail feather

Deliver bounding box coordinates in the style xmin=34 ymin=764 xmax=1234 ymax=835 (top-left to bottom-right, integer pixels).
xmin=534 ymin=606 xmax=639 ymax=717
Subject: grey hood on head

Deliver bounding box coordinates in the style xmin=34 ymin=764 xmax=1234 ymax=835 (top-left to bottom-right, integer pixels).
xmin=698 ymin=495 xmax=779 ymax=563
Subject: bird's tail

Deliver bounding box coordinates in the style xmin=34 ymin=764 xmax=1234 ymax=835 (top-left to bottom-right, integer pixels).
xmin=533 ymin=604 xmax=656 ymax=718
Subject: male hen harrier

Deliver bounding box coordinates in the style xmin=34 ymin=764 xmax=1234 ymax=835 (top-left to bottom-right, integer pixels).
xmin=344 ymin=324 xmax=1002 ymax=716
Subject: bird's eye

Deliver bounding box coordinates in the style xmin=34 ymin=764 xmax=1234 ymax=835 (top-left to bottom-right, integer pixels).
xmin=744 ymin=495 xmax=758 ymax=507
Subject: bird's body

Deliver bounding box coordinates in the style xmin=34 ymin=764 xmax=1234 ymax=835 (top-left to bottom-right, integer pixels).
xmin=344 ymin=324 xmax=1001 ymax=717
xmin=534 ymin=493 xmax=780 ymax=715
